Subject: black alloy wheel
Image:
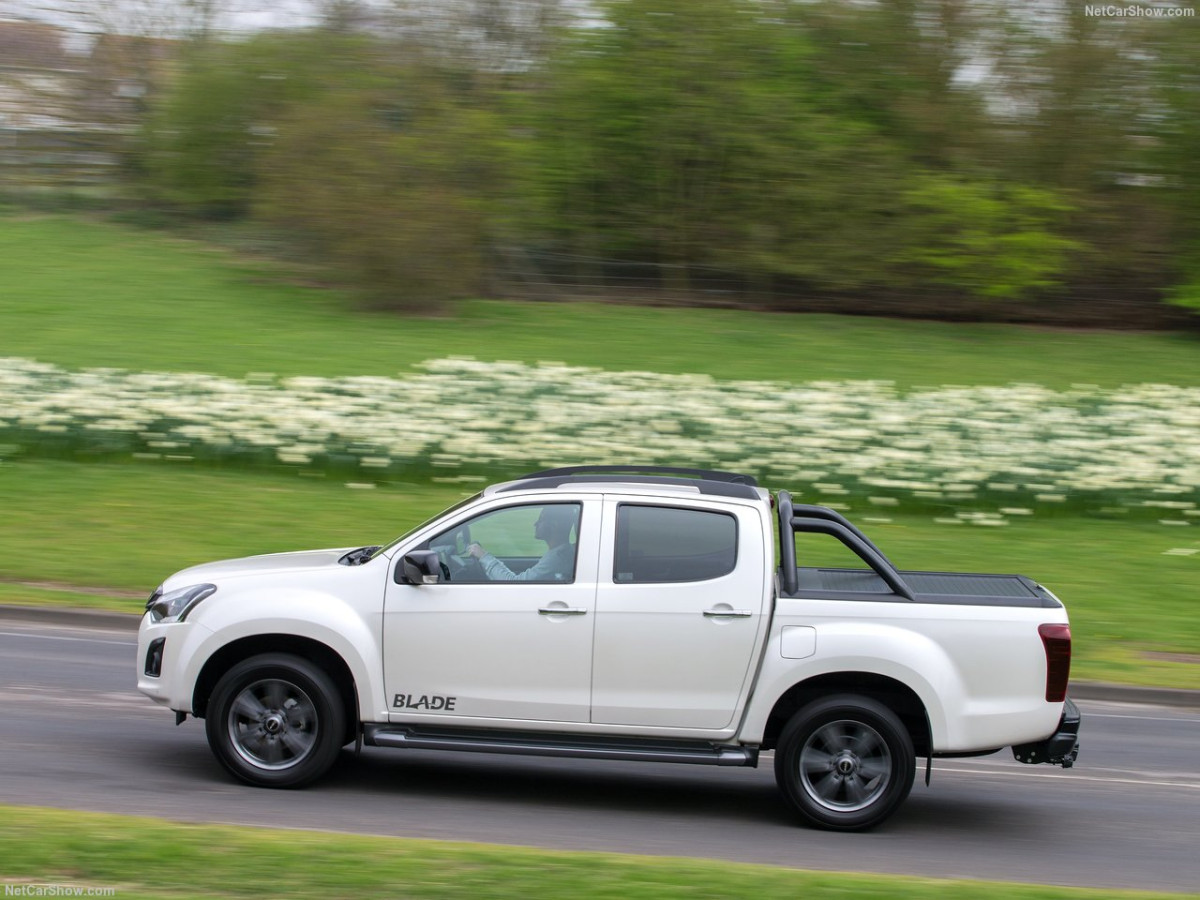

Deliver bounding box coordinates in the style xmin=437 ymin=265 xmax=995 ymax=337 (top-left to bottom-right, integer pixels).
xmin=205 ymin=653 xmax=346 ymax=788
xmin=774 ymin=694 xmax=916 ymax=831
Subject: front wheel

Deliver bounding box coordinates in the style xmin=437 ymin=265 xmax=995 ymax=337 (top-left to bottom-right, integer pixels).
xmin=774 ymin=694 xmax=915 ymax=831
xmin=205 ymin=653 xmax=345 ymax=788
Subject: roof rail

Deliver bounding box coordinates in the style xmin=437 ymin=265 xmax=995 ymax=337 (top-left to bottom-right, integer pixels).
xmin=521 ymin=465 xmax=758 ymax=486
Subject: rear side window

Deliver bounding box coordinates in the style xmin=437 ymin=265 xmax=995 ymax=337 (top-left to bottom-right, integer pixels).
xmin=614 ymin=505 xmax=738 ymax=584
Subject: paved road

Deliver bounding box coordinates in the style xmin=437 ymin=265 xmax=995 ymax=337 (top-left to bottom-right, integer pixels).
xmin=1 ymin=620 xmax=1197 ymax=893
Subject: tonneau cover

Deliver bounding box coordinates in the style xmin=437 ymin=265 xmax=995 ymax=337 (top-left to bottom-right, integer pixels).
xmin=788 ymin=567 xmax=1061 ymax=608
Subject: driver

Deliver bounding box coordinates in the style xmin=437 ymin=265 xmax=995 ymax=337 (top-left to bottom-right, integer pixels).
xmin=467 ymin=505 xmax=577 ymax=582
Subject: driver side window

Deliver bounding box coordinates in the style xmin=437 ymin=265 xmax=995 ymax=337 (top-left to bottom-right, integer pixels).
xmin=422 ymin=503 xmax=581 ymax=584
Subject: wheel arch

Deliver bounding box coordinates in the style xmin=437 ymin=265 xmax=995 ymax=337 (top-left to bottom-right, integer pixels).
xmin=759 ymin=672 xmax=931 ymax=757
xmin=193 ymin=635 xmax=358 ymax=744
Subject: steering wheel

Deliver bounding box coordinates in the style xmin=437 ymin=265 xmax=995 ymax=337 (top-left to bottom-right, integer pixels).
xmin=433 ymin=524 xmax=486 ymax=582
xmin=441 ymin=552 xmax=486 ymax=582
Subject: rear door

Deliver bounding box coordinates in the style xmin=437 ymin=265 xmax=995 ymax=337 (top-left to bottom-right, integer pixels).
xmin=591 ymin=496 xmax=769 ymax=729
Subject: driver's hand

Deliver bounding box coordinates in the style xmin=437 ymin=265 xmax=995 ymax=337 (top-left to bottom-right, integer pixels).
xmin=467 ymin=542 xmax=486 ymax=559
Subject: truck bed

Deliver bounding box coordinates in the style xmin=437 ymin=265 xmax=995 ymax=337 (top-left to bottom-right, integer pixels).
xmin=776 ymin=492 xmax=1063 ymax=608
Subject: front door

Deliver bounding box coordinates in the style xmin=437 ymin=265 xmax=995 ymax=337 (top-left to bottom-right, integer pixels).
xmin=383 ymin=498 xmax=599 ymax=724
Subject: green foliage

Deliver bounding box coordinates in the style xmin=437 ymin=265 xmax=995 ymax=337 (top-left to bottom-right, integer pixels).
xmin=122 ymin=0 xmax=1200 ymax=318
xmin=1167 ymin=274 xmax=1200 ymax=313
xmin=140 ymin=33 xmax=342 ymax=216
xmin=1151 ymin=24 xmax=1200 ymax=315
xmin=897 ymin=175 xmax=1082 ymax=300
xmin=965 ymin=4 xmax=1199 ymax=308
xmin=531 ymin=0 xmax=913 ymax=290
xmin=256 ymin=69 xmax=506 ymax=310
xmin=141 ymin=31 xmax=509 ymax=307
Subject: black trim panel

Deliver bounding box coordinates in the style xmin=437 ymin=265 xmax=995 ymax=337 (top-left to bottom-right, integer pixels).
xmin=364 ymin=724 xmax=758 ymax=767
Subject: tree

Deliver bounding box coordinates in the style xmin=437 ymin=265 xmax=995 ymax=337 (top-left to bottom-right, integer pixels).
xmin=140 ymin=31 xmax=356 ymax=216
xmin=1150 ymin=15 xmax=1200 ymax=314
xmin=530 ymin=0 xmax=919 ymax=293
xmin=256 ymin=62 xmax=509 ymax=309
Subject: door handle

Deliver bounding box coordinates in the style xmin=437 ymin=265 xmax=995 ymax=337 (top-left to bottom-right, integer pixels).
xmin=703 ymin=608 xmax=752 ymax=618
xmin=538 ymin=607 xmax=588 ymax=616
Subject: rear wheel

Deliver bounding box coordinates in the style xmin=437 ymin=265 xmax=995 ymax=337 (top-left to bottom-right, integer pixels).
xmin=774 ymin=694 xmax=915 ymax=831
xmin=205 ymin=653 xmax=345 ymax=788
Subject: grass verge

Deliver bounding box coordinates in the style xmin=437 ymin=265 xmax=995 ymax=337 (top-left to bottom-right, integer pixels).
xmin=3 ymin=214 xmax=1199 ymax=388
xmin=1 ymin=459 xmax=1196 ymax=688
xmin=0 ymin=804 xmax=1188 ymax=900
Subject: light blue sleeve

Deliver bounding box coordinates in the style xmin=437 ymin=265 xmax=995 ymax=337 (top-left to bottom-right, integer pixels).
xmin=480 ymin=553 xmax=519 ymax=581
xmin=482 ymin=545 xmax=574 ymax=582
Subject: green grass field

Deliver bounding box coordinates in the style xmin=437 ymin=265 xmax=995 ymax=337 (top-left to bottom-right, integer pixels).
xmin=0 ymin=805 xmax=1189 ymax=900
xmin=0 ymin=460 xmax=1196 ymax=687
xmin=3 ymin=214 xmax=1200 ymax=388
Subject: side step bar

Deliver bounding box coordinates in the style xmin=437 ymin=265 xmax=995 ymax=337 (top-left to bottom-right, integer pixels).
xmin=363 ymin=725 xmax=758 ymax=767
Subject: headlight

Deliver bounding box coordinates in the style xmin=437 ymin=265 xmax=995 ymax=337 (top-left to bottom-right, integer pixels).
xmin=146 ymin=583 xmax=216 ymax=624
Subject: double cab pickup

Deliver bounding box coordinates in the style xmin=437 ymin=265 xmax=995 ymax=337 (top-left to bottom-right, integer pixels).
xmin=137 ymin=466 xmax=1079 ymax=830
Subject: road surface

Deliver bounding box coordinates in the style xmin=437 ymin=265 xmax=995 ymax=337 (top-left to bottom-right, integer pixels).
xmin=1 ymin=619 xmax=1197 ymax=893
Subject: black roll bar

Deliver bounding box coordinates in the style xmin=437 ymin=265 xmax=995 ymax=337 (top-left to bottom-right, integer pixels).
xmin=778 ymin=490 xmax=798 ymax=595
xmin=777 ymin=490 xmax=914 ymax=601
xmin=789 ymin=503 xmax=889 ymax=559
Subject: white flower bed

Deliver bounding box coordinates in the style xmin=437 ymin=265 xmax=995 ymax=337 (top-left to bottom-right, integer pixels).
xmin=1 ymin=356 xmax=1197 ymax=515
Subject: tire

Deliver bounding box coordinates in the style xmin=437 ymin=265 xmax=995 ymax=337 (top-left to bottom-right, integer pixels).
xmin=774 ymin=694 xmax=915 ymax=831
xmin=205 ymin=653 xmax=346 ymax=788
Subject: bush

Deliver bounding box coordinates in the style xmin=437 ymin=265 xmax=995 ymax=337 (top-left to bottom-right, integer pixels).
xmin=140 ymin=33 xmax=363 ymax=218
xmin=895 ymin=175 xmax=1082 ymax=301
xmin=256 ymin=72 xmax=506 ymax=311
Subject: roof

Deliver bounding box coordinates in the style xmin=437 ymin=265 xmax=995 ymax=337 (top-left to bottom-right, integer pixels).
xmin=485 ymin=466 xmax=767 ymax=501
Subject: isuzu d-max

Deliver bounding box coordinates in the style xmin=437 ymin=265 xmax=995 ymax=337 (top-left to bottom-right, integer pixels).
xmin=137 ymin=466 xmax=1079 ymax=830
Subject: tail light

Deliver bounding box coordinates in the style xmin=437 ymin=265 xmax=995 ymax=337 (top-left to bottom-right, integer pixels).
xmin=1039 ymin=623 xmax=1072 ymax=702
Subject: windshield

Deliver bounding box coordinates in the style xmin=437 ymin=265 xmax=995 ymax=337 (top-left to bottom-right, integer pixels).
xmin=369 ymin=492 xmax=483 ymax=560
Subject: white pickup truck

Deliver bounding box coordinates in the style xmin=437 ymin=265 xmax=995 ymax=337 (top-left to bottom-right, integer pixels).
xmin=136 ymin=466 xmax=1080 ymax=830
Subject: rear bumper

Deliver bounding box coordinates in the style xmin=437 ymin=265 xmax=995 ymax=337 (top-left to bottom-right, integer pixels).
xmin=1012 ymin=697 xmax=1080 ymax=768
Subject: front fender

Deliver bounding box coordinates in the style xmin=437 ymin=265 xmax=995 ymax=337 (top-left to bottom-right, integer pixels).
xmin=184 ymin=587 xmax=386 ymax=721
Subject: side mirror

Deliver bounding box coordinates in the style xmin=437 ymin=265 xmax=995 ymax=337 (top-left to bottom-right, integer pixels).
xmin=397 ymin=550 xmax=442 ymax=585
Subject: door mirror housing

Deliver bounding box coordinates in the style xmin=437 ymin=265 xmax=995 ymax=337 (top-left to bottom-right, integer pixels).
xmin=397 ymin=550 xmax=442 ymax=585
